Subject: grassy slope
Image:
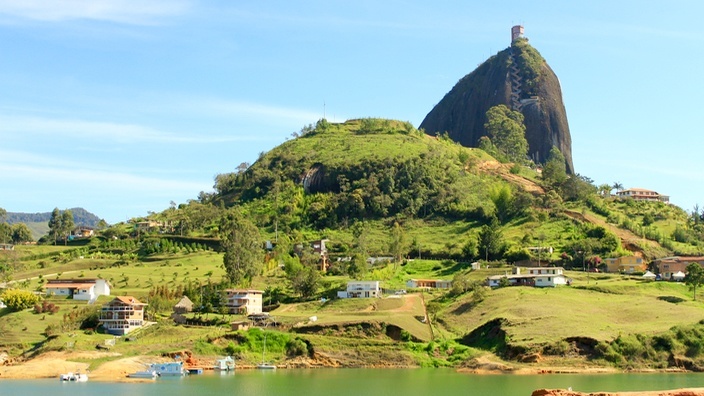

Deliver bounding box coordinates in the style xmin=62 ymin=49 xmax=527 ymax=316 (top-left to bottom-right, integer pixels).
xmin=4 ymin=242 xmax=704 ymax=369
xmin=441 ymin=271 xmax=704 ymax=347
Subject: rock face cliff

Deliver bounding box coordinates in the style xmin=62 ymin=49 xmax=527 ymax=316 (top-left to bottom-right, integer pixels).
xmin=419 ymin=37 xmax=574 ymax=173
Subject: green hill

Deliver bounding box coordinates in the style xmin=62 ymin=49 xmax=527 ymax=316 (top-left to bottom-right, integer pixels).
xmin=208 ymin=118 xmax=699 ymax=261
xmin=2 ymin=118 xmax=704 ymax=372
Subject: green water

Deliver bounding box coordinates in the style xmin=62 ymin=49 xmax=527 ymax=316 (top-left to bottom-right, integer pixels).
xmin=3 ymin=369 xmax=704 ymax=396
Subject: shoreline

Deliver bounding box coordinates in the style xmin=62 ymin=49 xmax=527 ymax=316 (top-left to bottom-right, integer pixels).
xmin=0 ymin=350 xmax=695 ymax=382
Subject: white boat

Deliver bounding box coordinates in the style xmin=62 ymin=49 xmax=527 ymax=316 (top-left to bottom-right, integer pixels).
xmin=148 ymin=361 xmax=186 ymax=377
xmin=127 ymin=370 xmax=159 ymax=379
xmin=256 ymin=333 xmax=276 ymax=370
xmin=214 ymin=356 xmax=235 ymax=371
xmin=59 ymin=372 xmax=88 ymax=382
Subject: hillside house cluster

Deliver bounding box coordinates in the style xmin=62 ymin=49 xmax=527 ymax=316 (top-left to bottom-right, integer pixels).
xmin=616 ymin=188 xmax=669 ymax=203
xmin=487 ymin=267 xmax=567 ymax=288
xmin=654 ymin=256 xmax=704 ymax=280
xmin=44 ymin=278 xmax=111 ymax=302
xmin=293 ymin=239 xmax=330 ymax=272
xmin=71 ymin=226 xmax=94 ymax=239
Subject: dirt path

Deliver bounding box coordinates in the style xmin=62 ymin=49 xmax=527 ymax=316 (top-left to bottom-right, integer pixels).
xmin=387 ymin=294 xmax=419 ymax=313
xmin=563 ymin=210 xmax=663 ymax=257
xmin=477 ymin=160 xmax=545 ymax=195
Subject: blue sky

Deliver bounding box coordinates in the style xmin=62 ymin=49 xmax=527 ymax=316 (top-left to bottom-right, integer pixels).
xmin=1 ymin=1 xmax=702 ymax=224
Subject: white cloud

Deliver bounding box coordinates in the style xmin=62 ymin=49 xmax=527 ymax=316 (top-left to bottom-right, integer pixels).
xmin=0 ymin=161 xmax=209 ymax=193
xmin=0 ymin=0 xmax=191 ymax=25
xmin=186 ymin=98 xmax=323 ymax=125
xmin=0 ymin=114 xmax=259 ymax=144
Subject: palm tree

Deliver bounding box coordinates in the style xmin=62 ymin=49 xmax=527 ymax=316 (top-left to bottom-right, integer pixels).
xmin=612 ymin=182 xmax=624 ymax=195
xmin=598 ymin=184 xmax=612 ymax=196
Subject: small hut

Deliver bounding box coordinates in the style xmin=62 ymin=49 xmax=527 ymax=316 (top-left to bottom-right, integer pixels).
xmin=174 ymin=296 xmax=194 ymax=314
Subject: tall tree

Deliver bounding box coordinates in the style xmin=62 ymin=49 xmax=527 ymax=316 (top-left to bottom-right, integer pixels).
xmin=290 ymin=266 xmax=320 ymax=299
xmin=47 ymin=208 xmax=62 ymax=245
xmin=489 ymin=184 xmax=514 ymax=223
xmin=388 ymin=221 xmax=406 ymax=266
xmin=219 ymin=208 xmax=263 ymax=287
xmin=685 ymin=262 xmax=704 ymax=301
xmin=484 ymin=104 xmax=529 ymax=164
xmin=612 ymin=182 xmax=624 ymax=194
xmin=60 ymin=209 xmax=75 ymax=246
xmin=478 ymin=217 xmax=503 ymax=261
xmin=542 ymin=146 xmax=567 ymax=187
xmin=11 ymin=223 xmax=33 ymax=243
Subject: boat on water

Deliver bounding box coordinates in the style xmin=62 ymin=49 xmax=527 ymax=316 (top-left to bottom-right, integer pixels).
xmin=59 ymin=372 xmax=88 ymax=382
xmin=214 ymin=356 xmax=235 ymax=371
xmin=256 ymin=333 xmax=276 ymax=370
xmin=127 ymin=370 xmax=159 ymax=379
xmin=148 ymin=361 xmax=187 ymax=377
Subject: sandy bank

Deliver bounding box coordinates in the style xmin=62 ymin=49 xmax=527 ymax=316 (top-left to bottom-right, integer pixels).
xmin=533 ymin=388 xmax=704 ymax=396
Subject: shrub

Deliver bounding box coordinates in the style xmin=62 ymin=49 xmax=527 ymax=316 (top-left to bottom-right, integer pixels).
xmin=285 ymin=338 xmax=308 ymax=357
xmin=2 ymin=289 xmax=41 ymax=311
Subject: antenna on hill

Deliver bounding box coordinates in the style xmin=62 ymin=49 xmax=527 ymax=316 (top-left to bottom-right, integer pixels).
xmin=323 ymin=101 xmax=326 ymax=119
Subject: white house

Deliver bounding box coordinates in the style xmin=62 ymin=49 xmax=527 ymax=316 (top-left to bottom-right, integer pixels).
xmin=224 ymin=289 xmax=263 ymax=314
xmin=527 ymin=267 xmax=567 ymax=287
xmin=44 ymin=278 xmax=111 ymax=302
xmin=487 ymin=267 xmax=567 ymax=288
xmin=338 ymin=281 xmax=381 ymax=299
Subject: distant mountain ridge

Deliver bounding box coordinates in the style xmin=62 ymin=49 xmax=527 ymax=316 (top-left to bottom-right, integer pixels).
xmin=6 ymin=208 xmax=102 ymax=227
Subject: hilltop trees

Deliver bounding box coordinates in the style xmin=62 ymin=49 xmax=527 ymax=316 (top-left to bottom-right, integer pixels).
xmin=0 ymin=208 xmax=7 ymax=244
xmin=46 ymin=208 xmax=75 ymax=245
xmin=60 ymin=210 xmax=75 ymax=245
xmin=219 ymin=208 xmax=264 ymax=287
xmin=484 ymin=104 xmax=529 ymax=164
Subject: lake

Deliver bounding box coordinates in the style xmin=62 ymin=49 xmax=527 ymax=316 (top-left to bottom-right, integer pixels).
xmin=2 ymin=369 xmax=704 ymax=396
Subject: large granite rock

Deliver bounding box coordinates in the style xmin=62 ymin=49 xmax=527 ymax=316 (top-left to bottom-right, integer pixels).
xmin=420 ymin=38 xmax=574 ymax=173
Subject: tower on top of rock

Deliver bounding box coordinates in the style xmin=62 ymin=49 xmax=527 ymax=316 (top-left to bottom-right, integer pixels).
xmin=511 ymin=25 xmax=524 ymax=42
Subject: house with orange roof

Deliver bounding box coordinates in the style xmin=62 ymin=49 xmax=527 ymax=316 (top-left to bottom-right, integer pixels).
xmin=616 ymin=188 xmax=669 ymax=203
xmin=44 ymin=278 xmax=111 ymax=302
xmin=99 ymin=296 xmax=147 ymax=335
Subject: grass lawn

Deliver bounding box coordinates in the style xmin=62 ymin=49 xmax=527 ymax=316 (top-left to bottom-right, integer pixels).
xmin=272 ymin=294 xmax=432 ymax=341
xmin=442 ymin=277 xmax=704 ymax=347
